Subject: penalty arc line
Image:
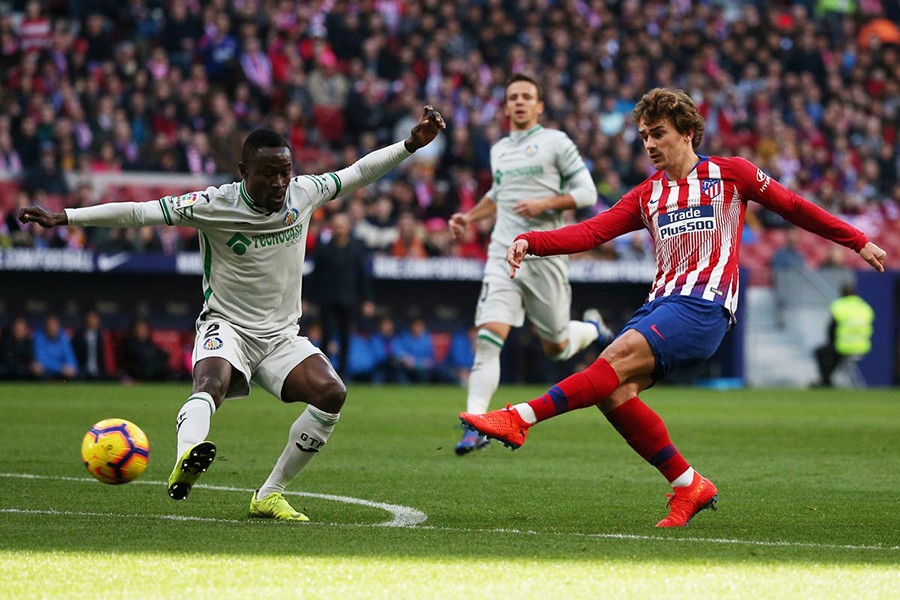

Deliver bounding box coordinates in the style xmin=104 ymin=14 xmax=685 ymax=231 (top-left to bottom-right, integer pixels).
xmin=2 ymin=473 xmax=897 ymax=552
xmin=0 ymin=472 xmax=426 ymax=527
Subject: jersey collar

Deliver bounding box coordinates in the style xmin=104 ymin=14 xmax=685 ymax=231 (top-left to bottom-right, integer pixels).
xmin=509 ymin=124 xmax=543 ymax=143
xmin=239 ymin=181 xmax=268 ymax=215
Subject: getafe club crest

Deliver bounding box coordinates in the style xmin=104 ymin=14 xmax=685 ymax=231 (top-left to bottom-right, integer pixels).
xmin=525 ymin=144 xmax=538 ymax=157
xmin=283 ymin=207 xmax=300 ymax=226
xmin=203 ymin=337 xmax=224 ymax=351
xmin=702 ymin=179 xmax=723 ymax=203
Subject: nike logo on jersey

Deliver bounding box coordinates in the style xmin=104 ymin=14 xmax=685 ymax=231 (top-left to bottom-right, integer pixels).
xmin=650 ymin=324 xmax=666 ymax=340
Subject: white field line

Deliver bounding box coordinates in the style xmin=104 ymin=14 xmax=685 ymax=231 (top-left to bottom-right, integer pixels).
xmin=0 ymin=472 xmax=425 ymax=527
xmin=2 ymin=472 xmax=898 ymax=552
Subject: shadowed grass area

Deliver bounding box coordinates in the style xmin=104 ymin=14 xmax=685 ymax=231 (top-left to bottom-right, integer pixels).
xmin=1 ymin=383 xmax=898 ymax=597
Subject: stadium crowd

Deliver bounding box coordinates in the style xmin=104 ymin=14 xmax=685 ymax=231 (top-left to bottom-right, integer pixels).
xmin=0 ymin=0 xmax=897 ymax=262
xmin=0 ymin=0 xmax=897 ymax=383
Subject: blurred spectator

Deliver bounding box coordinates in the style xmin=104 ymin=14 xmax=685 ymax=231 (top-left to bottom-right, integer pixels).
xmin=817 ymin=246 xmax=856 ymax=291
xmin=199 ymin=13 xmax=239 ymax=85
xmin=393 ymin=317 xmax=435 ymax=383
xmin=22 ymin=147 xmax=69 ymax=196
xmin=354 ymin=195 xmax=398 ymax=251
xmin=311 ymin=212 xmax=375 ymax=377
xmin=771 ymin=229 xmax=809 ymax=325
xmin=0 ymin=130 xmax=23 ymax=174
xmin=771 ymin=230 xmax=809 ymax=272
xmin=390 ymin=211 xmax=427 ymax=258
xmin=440 ymin=325 xmax=477 ymax=385
xmin=308 ymin=48 xmax=349 ymax=145
xmin=17 ymin=1 xmax=51 ymax=56
xmin=371 ymin=314 xmax=400 ymax=384
xmin=3 ymin=192 xmax=34 ymax=248
xmin=121 ymin=318 xmax=170 ymax=381
xmin=239 ymin=36 xmax=273 ymax=98
xmin=160 ymin=0 xmax=203 ymax=69
xmin=71 ymin=310 xmax=110 ymax=380
xmin=344 ymin=329 xmax=379 ymax=383
xmin=0 ymin=317 xmax=41 ymax=380
xmin=33 ymin=315 xmax=78 ymax=380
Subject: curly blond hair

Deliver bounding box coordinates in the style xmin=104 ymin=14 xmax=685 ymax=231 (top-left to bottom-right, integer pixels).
xmin=632 ymin=88 xmax=705 ymax=150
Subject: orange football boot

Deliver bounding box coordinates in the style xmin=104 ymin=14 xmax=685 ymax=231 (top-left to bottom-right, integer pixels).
xmin=459 ymin=404 xmax=531 ymax=450
xmin=656 ymin=471 xmax=718 ymax=527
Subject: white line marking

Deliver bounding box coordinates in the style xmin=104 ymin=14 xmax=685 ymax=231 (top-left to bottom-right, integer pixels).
xmin=2 ymin=473 xmax=897 ymax=552
xmin=0 ymin=472 xmax=426 ymax=527
xmin=413 ymin=525 xmax=900 ymax=552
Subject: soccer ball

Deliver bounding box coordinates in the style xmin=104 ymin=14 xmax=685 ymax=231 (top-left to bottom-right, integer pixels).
xmin=81 ymin=419 xmax=150 ymax=485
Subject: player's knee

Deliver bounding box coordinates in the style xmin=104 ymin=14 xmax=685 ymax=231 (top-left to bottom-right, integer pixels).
xmin=315 ymin=378 xmax=347 ymax=413
xmin=193 ymin=375 xmax=228 ymax=404
xmin=286 ymin=376 xmax=346 ymax=413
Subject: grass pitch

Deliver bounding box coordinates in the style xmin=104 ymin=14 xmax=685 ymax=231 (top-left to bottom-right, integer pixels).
xmin=1 ymin=383 xmax=898 ymax=598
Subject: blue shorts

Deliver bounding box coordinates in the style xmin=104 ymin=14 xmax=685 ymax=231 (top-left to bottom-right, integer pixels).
xmin=620 ymin=296 xmax=730 ymax=380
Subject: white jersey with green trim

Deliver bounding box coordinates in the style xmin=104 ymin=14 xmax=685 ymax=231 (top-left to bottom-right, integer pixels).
xmin=63 ymin=139 xmax=412 ymax=335
xmin=485 ymin=125 xmax=589 ymax=261
xmin=157 ymin=175 xmax=338 ymax=334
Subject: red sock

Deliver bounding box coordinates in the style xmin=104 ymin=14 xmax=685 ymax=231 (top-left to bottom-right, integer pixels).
xmin=527 ymin=358 xmax=620 ymax=422
xmin=605 ymin=397 xmax=690 ymax=483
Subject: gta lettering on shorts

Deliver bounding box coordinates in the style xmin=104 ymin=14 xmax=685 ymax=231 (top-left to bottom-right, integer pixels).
xmin=657 ymin=205 xmax=715 ymax=240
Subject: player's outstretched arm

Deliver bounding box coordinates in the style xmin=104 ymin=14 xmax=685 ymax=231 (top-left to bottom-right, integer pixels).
xmin=22 ymin=200 xmax=168 ymax=228
xmin=403 ymin=105 xmax=446 ymax=152
xmin=859 ymin=241 xmax=886 ymax=272
xmin=18 ymin=207 xmax=68 ymax=228
xmin=507 ymin=238 xmax=529 ymax=278
xmin=330 ymin=106 xmax=446 ymax=200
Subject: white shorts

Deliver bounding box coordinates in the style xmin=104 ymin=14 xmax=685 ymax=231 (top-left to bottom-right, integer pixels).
xmin=475 ymin=255 xmax=572 ymax=343
xmin=192 ymin=318 xmax=325 ymax=400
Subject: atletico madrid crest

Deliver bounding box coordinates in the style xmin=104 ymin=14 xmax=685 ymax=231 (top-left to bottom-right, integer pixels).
xmin=702 ymin=179 xmax=723 ymax=203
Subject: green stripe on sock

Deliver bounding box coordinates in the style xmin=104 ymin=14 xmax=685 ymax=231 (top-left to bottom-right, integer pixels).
xmin=307 ymin=407 xmax=339 ymax=426
xmin=477 ymin=330 xmax=505 ymax=349
xmin=187 ymin=393 xmax=215 ymax=413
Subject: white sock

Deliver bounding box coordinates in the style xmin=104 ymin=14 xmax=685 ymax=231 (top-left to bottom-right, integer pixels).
xmin=671 ymin=467 xmax=695 ymax=488
xmin=512 ymin=403 xmax=537 ymax=425
xmin=465 ymin=329 xmax=504 ymax=414
xmin=548 ymin=320 xmax=600 ymax=362
xmin=257 ymin=405 xmax=340 ymax=498
xmin=175 ymin=393 xmax=216 ymax=465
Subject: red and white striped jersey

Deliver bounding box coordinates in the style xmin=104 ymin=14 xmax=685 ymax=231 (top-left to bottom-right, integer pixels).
xmin=517 ymin=156 xmax=868 ymax=319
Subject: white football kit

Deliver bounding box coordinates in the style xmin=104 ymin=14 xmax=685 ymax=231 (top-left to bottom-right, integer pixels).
xmin=478 ymin=125 xmax=595 ymax=342
xmin=66 ymin=141 xmax=412 ymax=397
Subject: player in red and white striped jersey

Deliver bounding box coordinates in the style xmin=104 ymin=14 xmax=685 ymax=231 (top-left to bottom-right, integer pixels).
xmin=461 ymin=88 xmax=886 ymax=527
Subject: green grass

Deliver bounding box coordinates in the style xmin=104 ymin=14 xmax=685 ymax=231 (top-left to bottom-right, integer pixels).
xmin=1 ymin=383 xmax=898 ymax=598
